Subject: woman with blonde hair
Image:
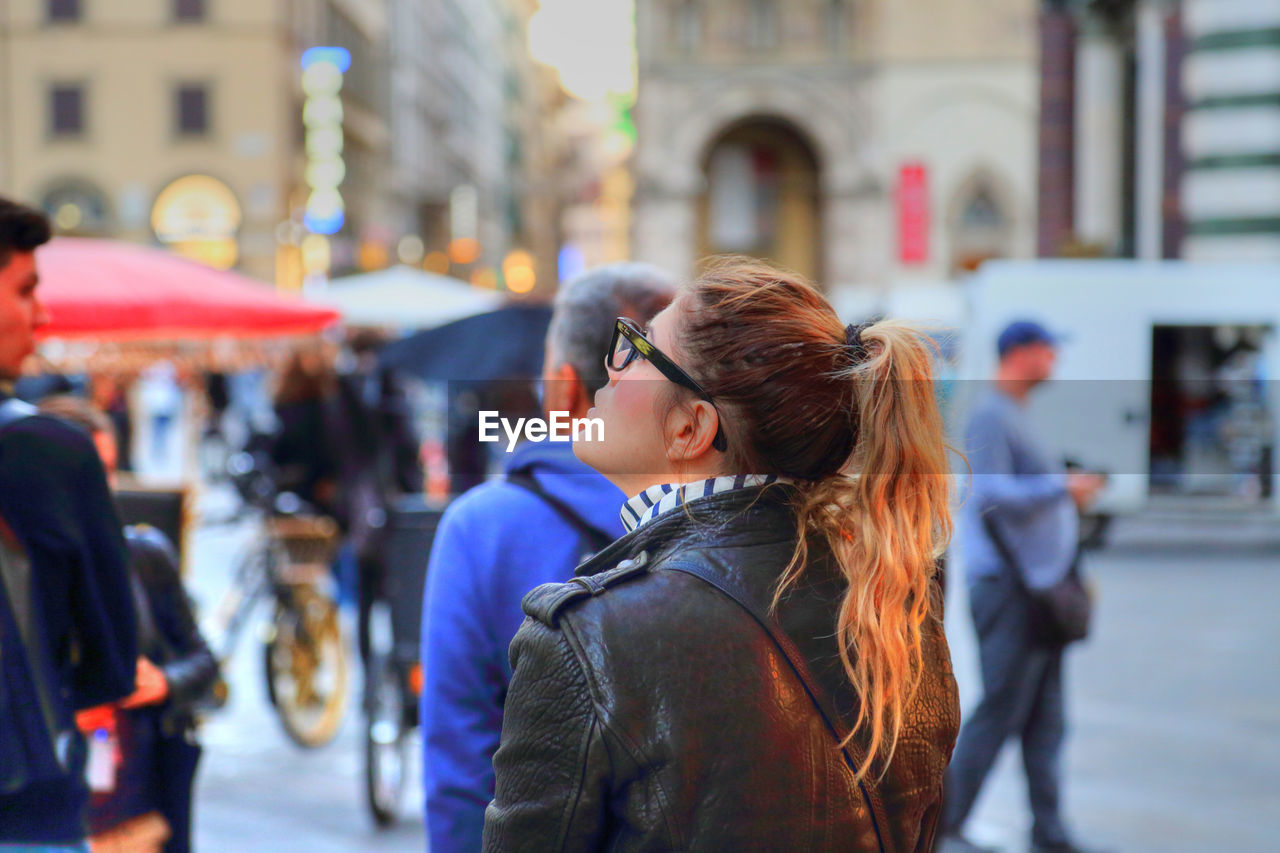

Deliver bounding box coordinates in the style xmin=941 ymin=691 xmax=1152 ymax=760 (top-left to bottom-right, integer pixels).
xmin=483 ymin=258 xmax=960 ymax=852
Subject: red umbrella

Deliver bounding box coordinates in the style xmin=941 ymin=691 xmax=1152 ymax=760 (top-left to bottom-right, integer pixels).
xmin=34 ymin=238 xmax=339 ymax=341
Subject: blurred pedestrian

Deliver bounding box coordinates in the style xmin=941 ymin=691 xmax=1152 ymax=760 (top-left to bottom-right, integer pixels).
xmin=139 ymin=362 xmax=181 ymax=471
xmin=420 ymin=262 xmax=674 ymax=852
xmin=328 ymin=330 xmax=423 ymax=667
xmin=91 ymin=375 xmax=134 ymax=474
xmin=484 ymin=258 xmax=960 ymax=850
xmin=268 ymin=347 xmax=338 ymax=514
xmin=938 ymin=321 xmax=1107 ymax=853
xmin=202 ymin=372 xmax=229 ymax=442
xmin=0 ymin=196 xmax=137 ymax=849
xmin=38 ymin=395 xmax=219 ymax=853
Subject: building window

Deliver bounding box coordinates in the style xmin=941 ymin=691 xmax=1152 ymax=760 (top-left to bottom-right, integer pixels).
xmin=676 ymin=1 xmax=701 ymax=52
xmin=949 ymin=176 xmax=1011 ymax=274
xmin=827 ymin=0 xmax=845 ymax=53
xmin=747 ymin=0 xmax=778 ymax=50
xmin=49 ymin=84 xmax=85 ymax=137
xmin=41 ymin=180 xmax=111 ymax=234
xmin=47 ymin=0 xmax=80 ymax=23
xmin=173 ymin=0 xmax=205 ymax=22
xmin=175 ymin=84 xmax=210 ymax=136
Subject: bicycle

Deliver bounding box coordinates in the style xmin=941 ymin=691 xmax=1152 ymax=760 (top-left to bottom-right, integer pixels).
xmin=209 ymin=450 xmax=351 ymax=749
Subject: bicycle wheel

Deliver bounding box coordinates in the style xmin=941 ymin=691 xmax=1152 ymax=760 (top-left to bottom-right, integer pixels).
xmin=265 ymin=586 xmax=350 ymax=748
xmin=364 ymin=655 xmax=409 ymax=827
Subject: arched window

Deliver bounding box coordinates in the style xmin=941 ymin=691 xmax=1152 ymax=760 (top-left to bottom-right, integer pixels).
xmin=40 ymin=179 xmax=111 ymax=234
xmin=961 ymin=187 xmax=1003 ymax=229
xmin=748 ymin=0 xmax=778 ymax=50
xmin=949 ymin=175 xmax=1011 ymax=274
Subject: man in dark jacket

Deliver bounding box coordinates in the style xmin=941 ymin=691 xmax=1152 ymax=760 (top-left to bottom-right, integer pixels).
xmin=0 ymin=197 xmax=137 ymax=847
xmin=38 ymin=393 xmax=219 ymax=853
xmin=420 ymin=263 xmax=674 ymax=852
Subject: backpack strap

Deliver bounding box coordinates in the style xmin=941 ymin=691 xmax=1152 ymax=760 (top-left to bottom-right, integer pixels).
xmin=506 ymin=469 xmax=616 ymax=555
xmin=664 ymin=559 xmax=897 ymax=853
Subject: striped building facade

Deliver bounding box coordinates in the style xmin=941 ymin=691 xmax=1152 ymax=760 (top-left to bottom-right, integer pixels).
xmin=1181 ymin=0 xmax=1280 ymax=261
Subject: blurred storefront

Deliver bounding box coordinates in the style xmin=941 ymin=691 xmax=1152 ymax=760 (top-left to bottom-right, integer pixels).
xmin=0 ymin=0 xmax=565 ymax=294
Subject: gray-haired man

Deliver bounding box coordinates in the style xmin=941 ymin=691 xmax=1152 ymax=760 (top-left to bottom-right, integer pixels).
xmin=420 ymin=263 xmax=675 ymax=852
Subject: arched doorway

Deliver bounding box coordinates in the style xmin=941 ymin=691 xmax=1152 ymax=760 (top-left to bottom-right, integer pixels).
xmin=697 ymin=118 xmax=822 ymax=283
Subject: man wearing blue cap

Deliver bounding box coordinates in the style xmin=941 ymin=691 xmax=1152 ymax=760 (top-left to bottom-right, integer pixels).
xmin=939 ymin=320 xmax=1107 ymax=853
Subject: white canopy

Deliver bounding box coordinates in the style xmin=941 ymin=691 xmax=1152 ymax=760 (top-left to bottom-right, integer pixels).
xmin=308 ymin=265 xmax=503 ymax=330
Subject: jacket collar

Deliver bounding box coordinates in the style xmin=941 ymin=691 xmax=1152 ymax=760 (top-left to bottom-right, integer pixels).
xmin=576 ymin=481 xmax=799 ymax=578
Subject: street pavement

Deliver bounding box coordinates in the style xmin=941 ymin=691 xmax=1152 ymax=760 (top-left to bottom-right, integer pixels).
xmin=945 ymin=530 xmax=1280 ymax=853
xmin=184 ymin=487 xmax=425 ymax=851
xmin=182 ymin=482 xmax=1279 ymax=852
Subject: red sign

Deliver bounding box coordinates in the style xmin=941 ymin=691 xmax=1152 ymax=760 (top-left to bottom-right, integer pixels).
xmin=897 ymin=162 xmax=930 ymax=265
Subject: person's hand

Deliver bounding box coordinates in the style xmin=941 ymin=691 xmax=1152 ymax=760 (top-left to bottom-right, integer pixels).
xmin=119 ymin=656 xmax=170 ymax=709
xmin=1067 ymin=472 xmax=1106 ymax=509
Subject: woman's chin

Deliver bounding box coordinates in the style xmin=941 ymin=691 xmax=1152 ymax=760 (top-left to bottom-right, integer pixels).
xmin=572 ymin=437 xmax=606 ymax=471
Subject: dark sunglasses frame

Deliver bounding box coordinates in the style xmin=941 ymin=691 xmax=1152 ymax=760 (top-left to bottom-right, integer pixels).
xmin=608 ymin=317 xmax=728 ymax=452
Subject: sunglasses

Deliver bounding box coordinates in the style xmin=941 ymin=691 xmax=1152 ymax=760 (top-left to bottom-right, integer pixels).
xmin=608 ymin=317 xmax=728 ymax=452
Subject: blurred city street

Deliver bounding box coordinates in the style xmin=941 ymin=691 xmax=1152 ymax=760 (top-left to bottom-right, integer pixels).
xmin=176 ymin=478 xmax=1280 ymax=853
xmin=183 ymin=485 xmax=424 ymax=851
xmin=947 ymin=514 xmax=1280 ymax=853
xmin=4 ymin=0 xmax=1280 ymax=848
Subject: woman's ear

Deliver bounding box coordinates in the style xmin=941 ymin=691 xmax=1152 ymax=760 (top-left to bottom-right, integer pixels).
xmin=665 ymin=399 xmax=721 ymax=462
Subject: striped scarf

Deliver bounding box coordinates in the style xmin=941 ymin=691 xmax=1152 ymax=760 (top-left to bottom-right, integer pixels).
xmin=620 ymin=474 xmax=789 ymax=533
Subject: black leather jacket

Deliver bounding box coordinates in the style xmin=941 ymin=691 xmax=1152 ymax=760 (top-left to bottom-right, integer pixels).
xmin=123 ymin=526 xmax=220 ymax=730
xmin=483 ymin=485 xmax=960 ymax=852
xmin=87 ymin=526 xmax=218 ymax=838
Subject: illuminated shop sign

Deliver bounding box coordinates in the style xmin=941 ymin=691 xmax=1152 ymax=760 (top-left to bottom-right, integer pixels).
xmin=301 ymin=46 xmax=350 ymax=237
xmin=151 ymin=174 xmax=242 ymax=269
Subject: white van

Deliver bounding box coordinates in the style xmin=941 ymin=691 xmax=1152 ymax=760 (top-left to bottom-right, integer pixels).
xmin=956 ymin=260 xmax=1280 ymax=515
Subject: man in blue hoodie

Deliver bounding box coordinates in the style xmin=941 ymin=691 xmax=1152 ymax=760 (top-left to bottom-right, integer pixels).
xmin=420 ymin=263 xmax=675 ymax=852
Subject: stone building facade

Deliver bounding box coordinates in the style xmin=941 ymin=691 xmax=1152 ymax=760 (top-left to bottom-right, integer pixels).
xmin=631 ymin=0 xmax=1040 ymax=299
xmin=1 ymin=0 xmax=563 ymax=289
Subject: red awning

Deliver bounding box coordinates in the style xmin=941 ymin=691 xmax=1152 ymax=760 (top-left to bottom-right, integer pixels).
xmin=34 ymin=238 xmax=339 ymax=342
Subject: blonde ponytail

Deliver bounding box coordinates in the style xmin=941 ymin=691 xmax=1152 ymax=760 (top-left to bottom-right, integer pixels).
xmin=677 ymin=259 xmax=953 ymax=784
xmin=774 ymin=320 xmax=952 ymax=783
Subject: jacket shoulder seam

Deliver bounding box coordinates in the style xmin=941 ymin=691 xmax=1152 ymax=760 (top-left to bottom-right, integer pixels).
xmin=521 ymin=555 xmax=651 ymax=626
xmin=555 ymin=710 xmax=604 ymax=851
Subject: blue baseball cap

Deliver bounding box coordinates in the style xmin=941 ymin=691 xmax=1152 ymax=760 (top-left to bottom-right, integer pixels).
xmin=997 ymin=320 xmax=1065 ymax=358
